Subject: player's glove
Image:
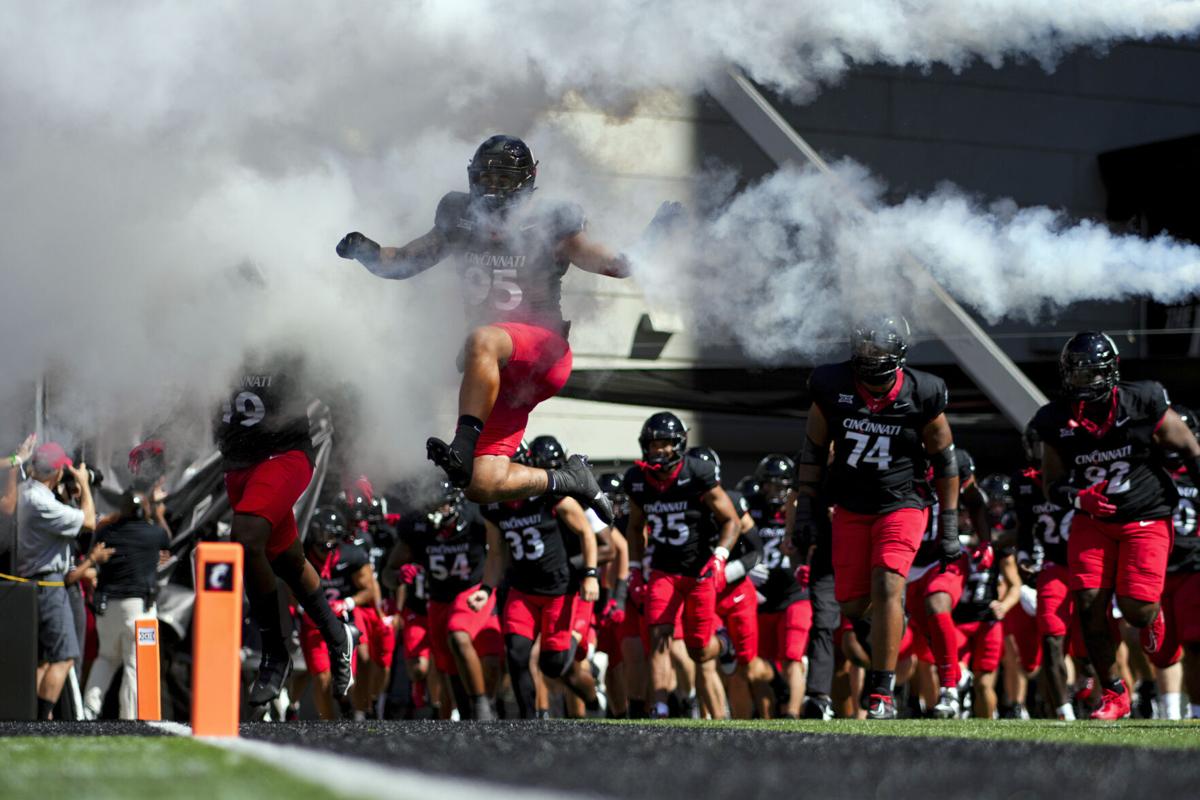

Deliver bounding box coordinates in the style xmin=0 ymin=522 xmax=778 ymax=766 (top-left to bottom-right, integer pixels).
xmin=793 ymin=563 xmax=811 ymax=591
xmin=938 ymin=507 xmax=962 ymax=570
xmin=642 ymin=200 xmax=686 ymax=243
xmin=701 ymin=547 xmax=729 ymax=594
xmin=329 ymin=599 xmax=350 ymax=620
xmin=600 ymin=598 xmax=626 ymax=626
xmin=399 ymin=563 xmax=421 ymax=586
xmin=791 ymin=494 xmax=819 ymax=556
xmin=1074 ymin=481 xmax=1117 ymax=518
xmin=336 ymin=231 xmax=381 ymax=262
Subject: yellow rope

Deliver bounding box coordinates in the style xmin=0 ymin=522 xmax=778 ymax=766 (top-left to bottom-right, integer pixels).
xmin=0 ymin=571 xmax=65 ymax=587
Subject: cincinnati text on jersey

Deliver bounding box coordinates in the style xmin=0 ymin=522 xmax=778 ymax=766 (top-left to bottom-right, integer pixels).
xmin=1073 ymin=444 xmax=1134 ymax=465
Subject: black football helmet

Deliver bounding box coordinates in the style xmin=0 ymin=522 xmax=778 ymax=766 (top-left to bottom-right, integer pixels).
xmin=1059 ymin=331 xmax=1119 ymax=403
xmin=308 ymin=506 xmax=347 ymax=552
xmin=1021 ymin=422 xmax=1042 ymax=465
xmin=735 ymin=475 xmax=761 ymax=498
xmin=754 ymin=454 xmax=795 ymax=508
xmin=685 ymin=446 xmax=721 ymax=468
xmin=426 ymin=480 xmax=465 ymax=529
xmin=979 ymin=473 xmax=1013 ymax=508
xmin=468 ymin=135 xmax=537 ymax=213
xmin=598 ymin=471 xmax=628 ymax=516
xmin=512 ymin=440 xmax=531 ymax=465
xmin=639 ymin=412 xmax=688 ymax=470
xmin=528 ymin=435 xmax=567 ymax=470
xmin=850 ymin=314 xmax=910 ymax=383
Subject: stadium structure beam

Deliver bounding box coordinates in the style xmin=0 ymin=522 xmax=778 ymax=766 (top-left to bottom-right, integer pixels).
xmin=711 ymin=68 xmax=1048 ymax=428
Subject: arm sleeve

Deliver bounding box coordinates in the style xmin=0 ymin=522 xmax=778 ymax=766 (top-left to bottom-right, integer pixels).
xmin=733 ymin=525 xmax=763 ymax=573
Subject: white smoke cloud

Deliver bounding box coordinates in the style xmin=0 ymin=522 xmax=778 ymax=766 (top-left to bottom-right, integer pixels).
xmin=0 ymin=1 xmax=1198 ymax=477
xmin=642 ymin=161 xmax=1200 ymax=363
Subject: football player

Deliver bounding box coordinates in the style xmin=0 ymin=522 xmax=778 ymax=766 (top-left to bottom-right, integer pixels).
xmin=792 ymin=315 xmax=961 ymax=719
xmin=478 ymin=435 xmax=601 ymax=718
xmin=625 ymin=413 xmax=741 ymax=718
xmin=385 ymin=481 xmax=497 ymax=720
xmin=904 ymin=448 xmax=985 ymax=718
xmin=747 ymin=454 xmax=812 ymax=719
xmin=1144 ymin=405 xmax=1200 ymax=719
xmin=338 ymin=135 xmax=657 ymax=524
xmin=300 ymin=507 xmax=375 ymax=720
xmin=217 ymin=357 xmax=354 ymax=705
xmin=688 ymin=446 xmax=763 ymax=720
xmin=1033 ymin=331 xmax=1200 ymax=719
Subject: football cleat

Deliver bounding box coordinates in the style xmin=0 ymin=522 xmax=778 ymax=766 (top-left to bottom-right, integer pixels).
xmin=426 ymin=437 xmax=473 ymax=488
xmin=932 ymin=687 xmax=961 ymax=720
xmin=802 ymin=694 xmax=835 ymax=721
xmin=1090 ymin=687 xmax=1132 ymax=721
xmin=248 ymin=649 xmax=292 ymax=706
xmin=547 ymin=454 xmax=613 ymax=524
xmin=331 ymin=622 xmax=357 ymax=698
xmin=866 ymin=693 xmax=898 ymax=720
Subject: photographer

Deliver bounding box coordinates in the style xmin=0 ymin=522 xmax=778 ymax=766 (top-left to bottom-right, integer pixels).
xmin=82 ymin=486 xmax=169 ymax=719
xmin=15 ymin=442 xmax=97 ymax=720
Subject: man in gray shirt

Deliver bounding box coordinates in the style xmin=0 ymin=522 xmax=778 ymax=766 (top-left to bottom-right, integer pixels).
xmin=16 ymin=442 xmax=96 ymax=719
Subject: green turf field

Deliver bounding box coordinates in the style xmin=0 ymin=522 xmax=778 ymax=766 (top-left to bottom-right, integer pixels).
xmin=603 ymin=717 xmax=1200 ymax=749
xmin=0 ymin=737 xmax=334 ymax=800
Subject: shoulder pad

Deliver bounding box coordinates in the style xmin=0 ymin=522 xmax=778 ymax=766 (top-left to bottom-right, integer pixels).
xmin=907 ymin=368 xmax=949 ymax=419
xmin=434 ymin=192 xmax=470 ymax=236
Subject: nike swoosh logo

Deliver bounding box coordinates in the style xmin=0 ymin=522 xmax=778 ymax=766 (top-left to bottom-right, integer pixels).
xmin=1138 ymin=520 xmax=1155 ymax=527
xmin=1115 ymin=417 xmax=1131 ymax=427
xmin=732 ymin=594 xmax=745 ymax=603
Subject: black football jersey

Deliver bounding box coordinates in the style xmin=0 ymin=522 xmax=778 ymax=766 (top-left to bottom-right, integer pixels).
xmin=952 ymin=542 xmax=1005 ymax=624
xmin=216 ymin=356 xmax=315 ymax=471
xmin=482 ymin=496 xmax=571 ymax=597
xmin=1032 ymin=382 xmax=1176 ymax=523
xmin=434 ymin=193 xmax=585 ymax=333
xmin=1169 ymin=471 xmax=1200 ymax=574
xmin=745 ymin=494 xmax=807 ymax=611
xmin=912 ymin=449 xmax=977 ymax=570
xmin=809 ymin=362 xmax=948 ymax=515
xmin=624 ymin=455 xmax=720 ymax=577
xmin=400 ymin=504 xmax=488 ymax=602
xmin=1013 ymin=468 xmax=1073 ymax=568
xmin=310 ymin=543 xmax=370 ymax=605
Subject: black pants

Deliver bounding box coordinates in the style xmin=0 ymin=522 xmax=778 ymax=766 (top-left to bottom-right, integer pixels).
xmin=805 ymin=555 xmax=839 ymax=698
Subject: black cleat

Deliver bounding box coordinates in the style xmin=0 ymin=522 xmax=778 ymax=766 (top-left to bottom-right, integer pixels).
xmin=547 ymin=455 xmax=613 ymax=524
xmin=249 ymin=649 xmax=292 ymax=706
xmin=331 ymin=622 xmax=357 ymax=698
xmin=426 ymin=437 xmax=472 ymax=488
xmin=867 ymin=693 xmax=897 ymax=720
xmin=802 ymin=694 xmax=835 ymax=720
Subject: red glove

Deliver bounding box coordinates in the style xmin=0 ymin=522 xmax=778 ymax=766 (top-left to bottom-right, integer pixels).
xmin=793 ymin=563 xmax=811 ymax=591
xmin=329 ymin=599 xmax=348 ymax=618
xmin=1076 ymin=481 xmax=1117 ymax=518
xmin=399 ymin=563 xmax=421 ymax=585
xmin=601 ymin=598 xmax=626 ymax=626
xmin=702 ymin=555 xmax=727 ymax=594
xmin=629 ymin=568 xmax=648 ymax=610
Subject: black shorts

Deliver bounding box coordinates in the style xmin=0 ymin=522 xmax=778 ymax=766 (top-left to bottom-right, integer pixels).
xmin=37 ymin=583 xmax=80 ymax=664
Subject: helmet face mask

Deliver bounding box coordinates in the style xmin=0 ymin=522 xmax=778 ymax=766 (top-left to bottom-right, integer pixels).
xmin=468 ymin=135 xmax=537 ymax=215
xmin=850 ymin=316 xmax=910 ymax=384
xmin=1059 ymin=331 xmax=1120 ymax=403
xmin=308 ymin=507 xmax=346 ymax=552
xmin=639 ymin=412 xmax=688 ymax=471
xmin=598 ymin=472 xmax=629 ymax=517
xmin=427 ymin=481 xmax=465 ymax=529
xmin=754 ymin=454 xmax=795 ymax=508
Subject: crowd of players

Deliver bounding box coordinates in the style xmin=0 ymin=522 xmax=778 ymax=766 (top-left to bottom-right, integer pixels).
xmin=205 ymin=134 xmax=1200 ymax=723
xmin=240 ymin=325 xmax=1200 ymax=723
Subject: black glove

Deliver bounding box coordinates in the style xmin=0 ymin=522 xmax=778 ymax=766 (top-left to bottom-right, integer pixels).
xmin=938 ymin=507 xmax=962 ymax=569
xmin=642 ymin=201 xmax=686 ymax=243
xmin=336 ymin=231 xmax=381 ymax=262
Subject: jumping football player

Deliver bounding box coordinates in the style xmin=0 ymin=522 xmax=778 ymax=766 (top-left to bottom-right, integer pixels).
xmin=218 ymin=357 xmax=354 ymax=705
xmin=1033 ymin=331 xmax=1200 ymax=720
xmin=625 ymin=413 xmax=741 ymax=719
xmin=337 ymin=135 xmax=673 ymax=524
xmin=792 ymin=315 xmax=962 ymax=720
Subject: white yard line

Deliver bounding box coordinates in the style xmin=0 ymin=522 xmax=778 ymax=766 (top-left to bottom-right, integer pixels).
xmin=146 ymin=721 xmax=599 ymax=800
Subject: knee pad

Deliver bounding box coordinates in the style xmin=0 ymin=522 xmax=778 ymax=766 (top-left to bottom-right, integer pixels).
xmin=538 ymin=647 xmax=574 ymax=679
